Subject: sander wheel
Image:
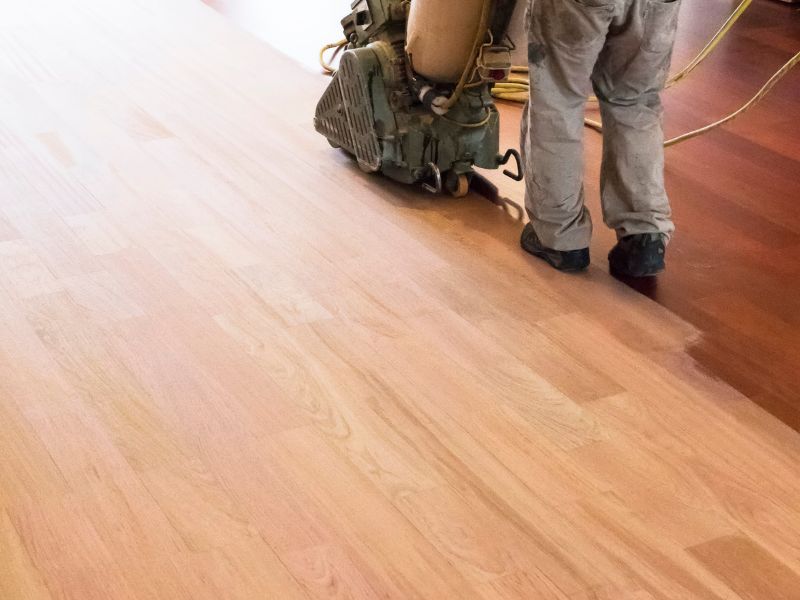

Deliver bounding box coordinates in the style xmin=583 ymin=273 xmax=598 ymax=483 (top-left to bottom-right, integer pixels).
xmin=446 ymin=172 xmax=470 ymax=198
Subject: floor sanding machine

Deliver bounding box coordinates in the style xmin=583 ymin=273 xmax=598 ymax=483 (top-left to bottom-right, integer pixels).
xmin=314 ymin=0 xmax=522 ymax=197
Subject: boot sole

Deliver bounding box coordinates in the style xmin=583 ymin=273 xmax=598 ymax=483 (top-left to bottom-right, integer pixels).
xmin=521 ymin=241 xmax=590 ymax=273
xmin=609 ymin=264 xmax=665 ymax=278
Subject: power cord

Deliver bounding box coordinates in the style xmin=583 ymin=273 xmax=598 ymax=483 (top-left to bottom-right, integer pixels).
xmin=319 ymin=0 xmax=797 ymax=147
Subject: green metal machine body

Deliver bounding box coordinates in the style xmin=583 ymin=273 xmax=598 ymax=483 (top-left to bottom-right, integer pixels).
xmin=314 ymin=0 xmax=521 ymax=196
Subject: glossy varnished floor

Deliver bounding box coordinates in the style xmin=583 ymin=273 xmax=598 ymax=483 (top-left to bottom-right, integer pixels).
xmin=1 ymin=1 xmax=800 ymax=598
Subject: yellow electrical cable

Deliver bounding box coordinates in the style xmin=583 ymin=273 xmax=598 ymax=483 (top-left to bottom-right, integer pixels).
xmin=666 ymin=0 xmax=753 ymax=89
xmin=320 ymin=39 xmax=347 ymax=75
xmin=493 ymin=0 xmax=755 ymax=104
xmin=319 ymin=0 xmax=796 ymax=147
xmin=583 ymin=117 xmax=603 ymax=135
xmin=583 ymin=50 xmax=800 ymax=146
xmin=438 ymin=0 xmax=494 ymax=111
xmin=439 ymin=108 xmax=494 ymax=128
xmin=663 ymin=50 xmax=799 ymax=146
xmin=493 ymin=92 xmax=530 ymax=102
xmin=320 ymin=2 xmax=493 ymax=110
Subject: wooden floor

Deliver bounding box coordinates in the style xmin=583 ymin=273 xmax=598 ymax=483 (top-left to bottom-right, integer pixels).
xmin=495 ymin=0 xmax=800 ymax=435
xmin=630 ymin=0 xmax=800 ymax=432
xmin=1 ymin=1 xmax=800 ymax=598
xmin=209 ymin=0 xmax=800 ymax=432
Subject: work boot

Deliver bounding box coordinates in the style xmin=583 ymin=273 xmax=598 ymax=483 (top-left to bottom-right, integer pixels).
xmin=608 ymin=233 xmax=666 ymax=278
xmin=520 ymin=223 xmax=590 ymax=272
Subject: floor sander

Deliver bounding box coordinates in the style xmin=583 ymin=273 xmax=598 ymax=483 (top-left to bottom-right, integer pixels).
xmin=314 ymin=0 xmax=522 ymax=197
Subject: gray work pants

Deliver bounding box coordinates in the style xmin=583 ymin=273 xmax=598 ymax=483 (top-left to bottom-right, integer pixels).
xmin=521 ymin=0 xmax=682 ymax=251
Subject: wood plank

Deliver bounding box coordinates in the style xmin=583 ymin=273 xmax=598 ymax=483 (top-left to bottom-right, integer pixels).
xmin=688 ymin=535 xmax=800 ymax=600
xmin=0 ymin=509 xmax=52 ymax=600
xmin=0 ymin=0 xmax=798 ymax=598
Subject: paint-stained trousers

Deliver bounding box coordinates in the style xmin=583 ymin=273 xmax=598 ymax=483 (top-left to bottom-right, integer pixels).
xmin=521 ymin=0 xmax=682 ymax=251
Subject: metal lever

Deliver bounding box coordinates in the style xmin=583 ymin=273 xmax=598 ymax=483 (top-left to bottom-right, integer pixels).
xmin=498 ymin=149 xmax=523 ymax=182
xmin=422 ymin=162 xmax=443 ymax=194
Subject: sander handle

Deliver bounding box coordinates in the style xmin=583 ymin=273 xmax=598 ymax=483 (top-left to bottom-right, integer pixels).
xmin=499 ymin=149 xmax=523 ymax=181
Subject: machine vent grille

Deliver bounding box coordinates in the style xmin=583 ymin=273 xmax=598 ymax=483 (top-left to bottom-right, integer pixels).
xmin=314 ymin=50 xmax=381 ymax=173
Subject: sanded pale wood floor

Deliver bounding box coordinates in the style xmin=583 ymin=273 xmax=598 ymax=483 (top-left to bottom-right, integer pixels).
xmin=1 ymin=1 xmax=800 ymax=598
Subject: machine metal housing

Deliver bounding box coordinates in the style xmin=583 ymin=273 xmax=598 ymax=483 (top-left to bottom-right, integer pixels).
xmin=314 ymin=0 xmax=521 ymax=196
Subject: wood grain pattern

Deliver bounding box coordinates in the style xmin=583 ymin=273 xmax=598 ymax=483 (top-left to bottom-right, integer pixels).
xmin=689 ymin=535 xmax=800 ymax=600
xmin=596 ymin=0 xmax=800 ymax=432
xmin=1 ymin=0 xmax=799 ymax=598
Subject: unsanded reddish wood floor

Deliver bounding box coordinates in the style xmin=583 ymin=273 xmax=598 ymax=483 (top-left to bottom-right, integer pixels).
xmin=636 ymin=1 xmax=800 ymax=431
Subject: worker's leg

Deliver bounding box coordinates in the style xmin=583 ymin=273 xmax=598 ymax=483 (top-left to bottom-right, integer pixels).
xmin=521 ymin=0 xmax=615 ymax=251
xmin=591 ymin=0 xmax=682 ymax=240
